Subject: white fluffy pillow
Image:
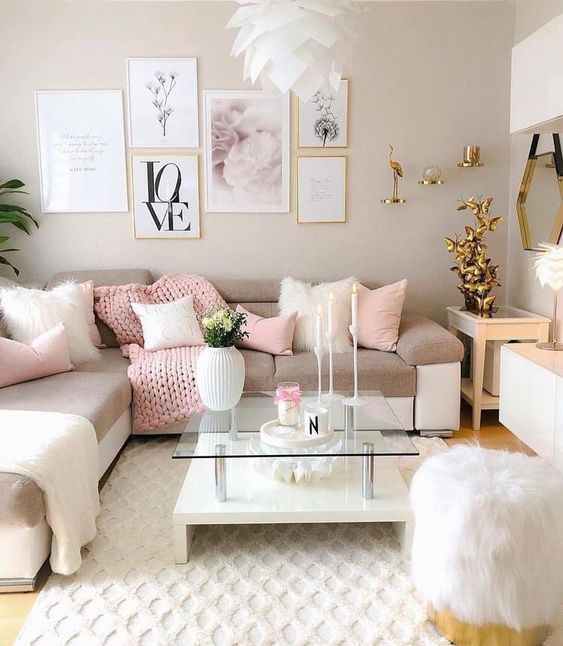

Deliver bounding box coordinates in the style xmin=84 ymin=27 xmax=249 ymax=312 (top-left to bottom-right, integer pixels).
xmin=279 ymin=277 xmax=355 ymax=353
xmin=131 ymin=295 xmax=204 ymax=351
xmin=0 ymin=283 xmax=101 ymax=364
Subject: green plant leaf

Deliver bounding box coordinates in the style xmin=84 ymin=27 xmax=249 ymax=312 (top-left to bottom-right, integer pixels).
xmin=0 ymin=256 xmax=20 ymax=276
xmin=0 ymin=211 xmax=30 ymax=234
xmin=0 ymin=236 xmax=9 ymax=245
xmin=0 ymin=179 xmax=24 ymax=190
xmin=0 ymin=204 xmax=38 ymax=227
xmin=0 ymin=189 xmax=28 ymax=197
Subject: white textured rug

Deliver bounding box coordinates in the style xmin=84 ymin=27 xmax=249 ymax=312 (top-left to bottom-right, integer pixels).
xmin=15 ymin=437 xmax=561 ymax=646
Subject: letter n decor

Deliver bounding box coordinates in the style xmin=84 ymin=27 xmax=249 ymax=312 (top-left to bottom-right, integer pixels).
xmin=131 ymin=154 xmax=200 ymax=239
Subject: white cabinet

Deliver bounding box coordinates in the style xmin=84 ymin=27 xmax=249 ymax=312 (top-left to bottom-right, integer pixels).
xmin=511 ymin=13 xmax=563 ymax=134
xmin=500 ymin=344 xmax=563 ymax=469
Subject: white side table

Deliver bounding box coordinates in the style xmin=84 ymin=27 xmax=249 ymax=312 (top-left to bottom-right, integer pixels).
xmin=446 ymin=306 xmax=551 ymax=430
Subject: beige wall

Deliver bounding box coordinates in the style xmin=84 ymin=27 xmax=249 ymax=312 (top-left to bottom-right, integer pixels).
xmin=0 ymin=0 xmax=514 ymax=321
xmin=507 ymin=0 xmax=563 ymax=338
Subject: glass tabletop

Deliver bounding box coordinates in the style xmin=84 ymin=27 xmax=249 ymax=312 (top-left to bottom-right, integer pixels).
xmin=173 ymin=391 xmax=419 ymax=459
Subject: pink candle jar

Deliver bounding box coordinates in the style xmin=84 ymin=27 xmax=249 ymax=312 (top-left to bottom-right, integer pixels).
xmin=274 ymin=382 xmax=301 ymax=427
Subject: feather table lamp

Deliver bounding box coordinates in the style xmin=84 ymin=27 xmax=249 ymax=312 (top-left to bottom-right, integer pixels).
xmin=535 ymin=243 xmax=563 ymax=351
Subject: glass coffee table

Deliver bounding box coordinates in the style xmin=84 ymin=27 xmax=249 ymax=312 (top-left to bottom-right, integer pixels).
xmin=172 ymin=391 xmax=419 ymax=563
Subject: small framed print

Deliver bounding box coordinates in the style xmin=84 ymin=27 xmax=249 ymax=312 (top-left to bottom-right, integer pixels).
xmin=298 ymin=80 xmax=348 ymax=148
xmin=127 ymin=58 xmax=199 ymax=148
xmin=297 ymin=156 xmax=347 ymax=224
xmin=131 ymin=154 xmax=200 ymax=239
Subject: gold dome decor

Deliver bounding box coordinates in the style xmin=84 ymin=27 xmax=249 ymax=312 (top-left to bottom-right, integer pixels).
xmin=444 ymin=196 xmax=503 ymax=316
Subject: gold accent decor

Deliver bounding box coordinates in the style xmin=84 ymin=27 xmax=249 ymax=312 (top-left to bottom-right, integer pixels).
xmin=418 ymin=179 xmax=445 ymax=185
xmin=381 ymin=144 xmax=406 ymax=204
xmin=516 ymin=150 xmax=563 ymax=251
xmin=444 ymin=196 xmax=502 ymax=315
xmin=458 ymin=145 xmax=484 ymax=167
xmin=429 ymin=606 xmax=549 ymax=646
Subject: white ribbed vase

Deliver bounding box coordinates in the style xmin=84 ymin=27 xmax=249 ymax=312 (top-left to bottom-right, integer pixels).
xmin=196 ymin=346 xmax=245 ymax=411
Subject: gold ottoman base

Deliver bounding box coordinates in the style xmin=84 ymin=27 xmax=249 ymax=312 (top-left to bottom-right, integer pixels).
xmin=428 ymin=606 xmax=549 ymax=646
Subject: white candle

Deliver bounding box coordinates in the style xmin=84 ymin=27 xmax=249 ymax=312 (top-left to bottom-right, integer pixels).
xmin=327 ymin=292 xmax=335 ymax=339
xmin=316 ymin=305 xmax=323 ymax=350
xmin=351 ymin=283 xmax=358 ymax=327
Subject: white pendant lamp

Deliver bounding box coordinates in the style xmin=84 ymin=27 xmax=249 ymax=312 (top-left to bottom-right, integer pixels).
xmin=226 ymin=0 xmax=360 ymax=103
xmin=534 ymin=242 xmax=563 ymax=351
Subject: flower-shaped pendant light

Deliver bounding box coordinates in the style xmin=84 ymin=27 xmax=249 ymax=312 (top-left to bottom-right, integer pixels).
xmin=226 ymin=0 xmax=359 ymax=103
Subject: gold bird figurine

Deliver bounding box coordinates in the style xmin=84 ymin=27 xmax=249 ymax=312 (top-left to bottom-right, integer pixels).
xmin=388 ymin=144 xmax=403 ymax=177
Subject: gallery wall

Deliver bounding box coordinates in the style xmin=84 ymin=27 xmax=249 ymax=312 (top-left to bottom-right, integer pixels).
xmin=0 ymin=0 xmax=514 ymax=321
xmin=506 ymin=0 xmax=563 ymax=338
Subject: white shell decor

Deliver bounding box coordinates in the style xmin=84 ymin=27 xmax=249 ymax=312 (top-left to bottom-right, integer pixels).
xmin=225 ymin=0 xmax=361 ymax=103
xmin=254 ymin=456 xmax=338 ymax=483
xmin=195 ymin=346 xmax=245 ymax=411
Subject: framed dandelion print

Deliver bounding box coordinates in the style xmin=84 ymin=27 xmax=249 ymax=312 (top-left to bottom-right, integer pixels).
xmin=297 ymin=156 xmax=347 ymax=223
xmin=127 ymin=58 xmax=199 ymax=148
xmin=35 ymin=90 xmax=128 ymax=213
xmin=298 ymin=80 xmax=348 ymax=148
xmin=204 ymin=90 xmax=290 ymax=213
xmin=131 ymin=154 xmax=200 ymax=239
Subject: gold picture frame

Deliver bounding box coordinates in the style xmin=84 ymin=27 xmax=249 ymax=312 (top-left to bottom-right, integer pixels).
xmin=130 ymin=152 xmax=201 ymax=240
xmin=296 ymin=155 xmax=347 ymax=224
xmin=297 ymin=80 xmax=349 ymax=149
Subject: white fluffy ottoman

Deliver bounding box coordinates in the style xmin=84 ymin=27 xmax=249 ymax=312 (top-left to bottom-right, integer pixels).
xmin=410 ymin=446 xmax=563 ymax=645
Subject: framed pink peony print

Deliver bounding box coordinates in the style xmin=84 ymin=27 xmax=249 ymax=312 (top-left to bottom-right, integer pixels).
xmin=204 ymin=90 xmax=290 ymax=213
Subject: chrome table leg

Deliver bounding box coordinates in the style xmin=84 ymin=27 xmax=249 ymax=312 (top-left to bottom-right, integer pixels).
xmin=215 ymin=443 xmax=226 ymax=502
xmin=362 ymin=442 xmax=375 ymax=500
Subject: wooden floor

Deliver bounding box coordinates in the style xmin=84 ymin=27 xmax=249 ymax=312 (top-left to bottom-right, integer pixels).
xmin=0 ymin=403 xmax=534 ymax=646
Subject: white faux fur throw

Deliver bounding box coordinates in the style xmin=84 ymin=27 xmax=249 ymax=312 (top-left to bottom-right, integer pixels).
xmin=0 ymin=410 xmax=100 ymax=575
xmin=410 ymin=445 xmax=563 ymax=630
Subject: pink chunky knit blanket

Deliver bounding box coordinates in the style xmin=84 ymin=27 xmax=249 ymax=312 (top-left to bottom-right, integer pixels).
xmin=94 ymin=274 xmax=226 ymax=432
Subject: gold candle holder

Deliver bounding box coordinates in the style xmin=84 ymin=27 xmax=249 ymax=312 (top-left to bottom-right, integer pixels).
xmin=458 ymin=145 xmax=484 ymax=168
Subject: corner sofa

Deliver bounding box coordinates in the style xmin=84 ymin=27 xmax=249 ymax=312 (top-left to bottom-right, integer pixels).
xmin=0 ymin=268 xmax=464 ymax=591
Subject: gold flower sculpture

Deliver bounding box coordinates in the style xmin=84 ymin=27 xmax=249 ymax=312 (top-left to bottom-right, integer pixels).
xmin=444 ymin=196 xmax=503 ymax=315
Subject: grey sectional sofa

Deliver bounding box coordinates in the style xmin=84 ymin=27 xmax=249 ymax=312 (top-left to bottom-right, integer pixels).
xmin=0 ymin=269 xmax=464 ymax=591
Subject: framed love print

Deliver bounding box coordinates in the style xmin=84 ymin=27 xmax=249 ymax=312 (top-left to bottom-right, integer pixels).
xmin=204 ymin=90 xmax=290 ymax=213
xmin=127 ymin=58 xmax=199 ymax=148
xmin=298 ymin=80 xmax=348 ymax=148
xmin=131 ymin=154 xmax=200 ymax=239
xmin=297 ymin=156 xmax=347 ymax=224
xmin=35 ymin=90 xmax=128 ymax=213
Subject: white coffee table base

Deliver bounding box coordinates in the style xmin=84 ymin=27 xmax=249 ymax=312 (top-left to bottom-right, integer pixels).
xmin=173 ymin=456 xmax=414 ymax=563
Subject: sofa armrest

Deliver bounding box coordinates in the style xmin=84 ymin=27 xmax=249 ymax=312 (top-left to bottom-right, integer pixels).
xmin=396 ymin=314 xmax=464 ymax=366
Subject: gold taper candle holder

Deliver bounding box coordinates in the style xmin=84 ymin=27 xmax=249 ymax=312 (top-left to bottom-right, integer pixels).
xmin=458 ymin=145 xmax=484 ymax=168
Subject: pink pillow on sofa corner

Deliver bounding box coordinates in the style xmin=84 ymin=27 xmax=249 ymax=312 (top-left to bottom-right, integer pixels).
xmin=236 ymin=305 xmax=297 ymax=356
xmin=0 ymin=322 xmax=73 ymax=387
xmin=357 ymin=280 xmax=408 ymax=352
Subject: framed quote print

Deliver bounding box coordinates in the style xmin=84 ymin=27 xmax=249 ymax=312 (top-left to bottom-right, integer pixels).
xmin=35 ymin=90 xmax=128 ymax=213
xmin=298 ymin=80 xmax=348 ymax=148
xmin=131 ymin=154 xmax=200 ymax=239
xmin=297 ymin=156 xmax=347 ymax=224
xmin=204 ymin=90 xmax=290 ymax=213
xmin=127 ymin=58 xmax=199 ymax=148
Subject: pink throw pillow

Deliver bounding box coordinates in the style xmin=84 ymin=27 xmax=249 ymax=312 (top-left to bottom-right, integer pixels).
xmin=236 ymin=305 xmax=297 ymax=356
xmin=357 ymin=280 xmax=408 ymax=352
xmin=0 ymin=323 xmax=73 ymax=387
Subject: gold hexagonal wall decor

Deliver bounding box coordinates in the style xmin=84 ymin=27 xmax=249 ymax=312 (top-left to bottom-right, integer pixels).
xmin=517 ymin=134 xmax=563 ymax=252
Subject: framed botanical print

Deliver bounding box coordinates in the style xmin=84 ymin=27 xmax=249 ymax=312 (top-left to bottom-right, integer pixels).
xmin=127 ymin=58 xmax=199 ymax=148
xmin=131 ymin=154 xmax=200 ymax=239
xmin=298 ymin=80 xmax=348 ymax=148
xmin=204 ymin=90 xmax=290 ymax=213
xmin=297 ymin=156 xmax=347 ymax=224
xmin=35 ymin=90 xmax=128 ymax=213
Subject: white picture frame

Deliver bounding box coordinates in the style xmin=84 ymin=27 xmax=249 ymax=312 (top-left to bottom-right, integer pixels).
xmin=131 ymin=153 xmax=200 ymax=239
xmin=297 ymin=156 xmax=347 ymax=224
xmin=35 ymin=90 xmax=128 ymax=213
xmin=127 ymin=58 xmax=199 ymax=148
xmin=298 ymin=80 xmax=348 ymax=148
xmin=204 ymin=90 xmax=290 ymax=213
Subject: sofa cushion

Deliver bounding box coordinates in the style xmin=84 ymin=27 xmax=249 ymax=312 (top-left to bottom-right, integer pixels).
xmin=75 ymin=348 xmax=129 ymax=375
xmin=240 ymin=349 xmax=276 ymax=391
xmin=47 ymin=269 xmax=154 ymax=348
xmin=0 ymin=371 xmax=131 ymax=443
xmin=274 ymin=350 xmax=416 ymax=397
xmin=0 ymin=472 xmax=45 ymax=529
xmin=396 ymin=314 xmax=464 ymax=366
